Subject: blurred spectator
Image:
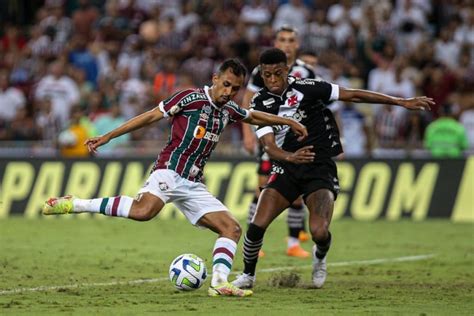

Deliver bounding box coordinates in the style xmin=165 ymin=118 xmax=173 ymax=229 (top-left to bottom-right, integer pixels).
xmin=340 ymin=103 xmax=372 ymax=157
xmin=0 ymin=70 xmax=26 ymax=122
xmin=424 ymin=105 xmax=468 ymax=158
xmin=421 ymin=64 xmax=457 ymax=118
xmin=68 ymin=35 xmax=99 ymax=87
xmin=118 ymin=35 xmax=144 ymax=79
xmin=35 ymin=97 xmax=61 ymax=143
xmin=434 ymin=28 xmax=461 ymax=69
xmin=39 ymin=1 xmax=73 ymax=50
xmin=93 ymin=104 xmax=129 ymax=154
xmin=374 ymin=105 xmax=406 ymax=150
xmin=0 ymin=24 xmax=27 ymax=53
xmin=180 ymin=46 xmax=214 ymax=87
xmin=10 ymin=108 xmax=41 ymax=141
xmin=117 ymin=67 xmax=148 ymax=119
xmin=301 ymin=9 xmax=335 ymax=54
xmin=58 ymin=105 xmax=91 ymax=157
xmin=459 ymin=104 xmax=474 ymax=153
xmin=35 ymin=61 xmax=80 ymax=126
xmin=153 ymin=56 xmax=178 ymax=101
xmin=72 ymin=0 xmax=100 ymax=40
xmin=327 ymin=0 xmax=360 ymax=48
xmin=273 ymin=0 xmax=309 ymax=32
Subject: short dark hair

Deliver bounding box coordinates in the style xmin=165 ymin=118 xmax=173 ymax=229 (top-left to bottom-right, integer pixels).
xmin=259 ymin=48 xmax=287 ymax=65
xmin=275 ymin=25 xmax=298 ymax=37
xmin=218 ymin=58 xmax=247 ymax=78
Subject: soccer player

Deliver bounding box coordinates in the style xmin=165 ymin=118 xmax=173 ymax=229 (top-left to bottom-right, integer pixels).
xmin=242 ymin=25 xmax=316 ymax=258
xmin=42 ymin=59 xmax=309 ymax=297
xmin=233 ymin=48 xmax=434 ymax=289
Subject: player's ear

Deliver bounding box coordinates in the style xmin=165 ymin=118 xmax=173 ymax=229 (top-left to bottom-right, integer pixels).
xmin=211 ymin=73 xmax=219 ymax=85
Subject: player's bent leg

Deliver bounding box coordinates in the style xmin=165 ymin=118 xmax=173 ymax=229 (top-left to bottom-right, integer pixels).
xmin=305 ymin=189 xmax=335 ymax=288
xmin=128 ymin=193 xmax=165 ymax=221
xmin=197 ymin=212 xmax=252 ymax=297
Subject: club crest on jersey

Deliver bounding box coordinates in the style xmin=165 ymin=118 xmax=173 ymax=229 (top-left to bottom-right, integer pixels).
xmin=194 ymin=125 xmax=220 ymax=142
xmin=222 ymin=109 xmax=229 ymax=125
xmin=287 ymin=95 xmax=298 ymax=107
xmin=203 ymin=105 xmax=212 ymax=114
xmin=159 ymin=182 xmax=169 ymax=191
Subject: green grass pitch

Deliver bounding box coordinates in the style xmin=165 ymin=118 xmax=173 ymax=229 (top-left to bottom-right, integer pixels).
xmin=0 ymin=217 xmax=472 ymax=315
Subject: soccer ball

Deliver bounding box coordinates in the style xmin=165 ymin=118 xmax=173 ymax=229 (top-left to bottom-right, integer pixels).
xmin=169 ymin=254 xmax=207 ymax=291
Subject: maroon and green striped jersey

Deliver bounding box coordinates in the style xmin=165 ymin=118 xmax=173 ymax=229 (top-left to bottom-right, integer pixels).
xmin=153 ymin=86 xmax=249 ymax=182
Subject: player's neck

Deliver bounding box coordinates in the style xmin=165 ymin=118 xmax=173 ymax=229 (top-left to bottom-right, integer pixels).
xmin=287 ymin=57 xmax=296 ymax=67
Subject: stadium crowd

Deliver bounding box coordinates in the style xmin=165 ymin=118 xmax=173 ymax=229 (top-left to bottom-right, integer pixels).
xmin=0 ymin=0 xmax=472 ymax=157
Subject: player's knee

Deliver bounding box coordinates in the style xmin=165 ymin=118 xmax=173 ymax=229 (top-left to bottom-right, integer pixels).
xmin=130 ymin=205 xmax=156 ymax=221
xmin=310 ymin=222 xmax=329 ymax=243
xmin=220 ymin=220 xmax=242 ymax=241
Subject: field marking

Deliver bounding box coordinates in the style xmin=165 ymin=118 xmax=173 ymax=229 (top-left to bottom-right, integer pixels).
xmin=0 ymin=253 xmax=436 ymax=296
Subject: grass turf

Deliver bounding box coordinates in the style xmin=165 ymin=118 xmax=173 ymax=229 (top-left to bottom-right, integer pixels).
xmin=0 ymin=217 xmax=473 ymax=315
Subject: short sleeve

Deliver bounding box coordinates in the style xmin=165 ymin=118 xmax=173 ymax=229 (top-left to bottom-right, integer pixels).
xmin=158 ymin=89 xmax=194 ymax=117
xmin=300 ymin=80 xmax=339 ymax=104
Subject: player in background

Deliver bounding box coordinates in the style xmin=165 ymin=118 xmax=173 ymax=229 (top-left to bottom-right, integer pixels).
xmin=233 ymin=48 xmax=434 ymax=289
xmin=242 ymin=25 xmax=316 ymax=258
xmin=42 ymin=59 xmax=309 ymax=297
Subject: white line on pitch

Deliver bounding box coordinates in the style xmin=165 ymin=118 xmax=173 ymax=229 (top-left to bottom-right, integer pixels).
xmin=0 ymin=253 xmax=436 ymax=295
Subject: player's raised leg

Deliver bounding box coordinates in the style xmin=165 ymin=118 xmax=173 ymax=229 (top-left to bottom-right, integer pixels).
xmin=43 ymin=192 xmax=165 ymax=221
xmin=305 ymin=188 xmax=335 ymax=288
xmin=198 ymin=211 xmax=253 ymax=297
xmin=233 ymin=188 xmax=290 ymax=289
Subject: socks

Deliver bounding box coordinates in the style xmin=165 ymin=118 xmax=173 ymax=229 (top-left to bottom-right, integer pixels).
xmin=287 ymin=204 xmax=305 ymax=239
xmin=315 ymin=232 xmax=332 ymax=260
xmin=243 ymin=223 xmax=266 ymax=276
xmin=246 ymin=196 xmax=259 ymax=225
xmin=72 ymin=196 xmax=134 ymax=218
xmin=211 ymin=237 xmax=237 ymax=287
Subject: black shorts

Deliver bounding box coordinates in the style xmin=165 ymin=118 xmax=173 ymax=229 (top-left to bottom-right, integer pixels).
xmin=257 ymin=145 xmax=272 ymax=176
xmin=265 ymin=158 xmax=340 ymax=204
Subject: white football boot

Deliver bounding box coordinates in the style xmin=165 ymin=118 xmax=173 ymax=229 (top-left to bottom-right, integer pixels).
xmin=231 ymin=273 xmax=256 ymax=289
xmin=312 ymin=245 xmax=327 ymax=288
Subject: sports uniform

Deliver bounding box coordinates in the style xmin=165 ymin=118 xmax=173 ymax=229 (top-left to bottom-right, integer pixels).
xmin=138 ymin=86 xmax=249 ymax=224
xmin=247 ymin=59 xmax=316 ymax=176
xmin=251 ymin=76 xmax=341 ymax=203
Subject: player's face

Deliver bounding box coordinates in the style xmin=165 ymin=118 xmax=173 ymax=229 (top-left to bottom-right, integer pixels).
xmin=274 ymin=31 xmax=299 ymax=63
xmin=211 ymin=69 xmax=244 ymax=106
xmin=260 ymin=62 xmax=289 ymax=95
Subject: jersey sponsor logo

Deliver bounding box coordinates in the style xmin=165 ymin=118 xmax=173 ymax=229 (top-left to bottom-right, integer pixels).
xmin=296 ymin=79 xmax=316 ymax=85
xmin=193 ymin=125 xmax=220 ymax=142
xmin=181 ymin=92 xmax=208 ymax=106
xmin=283 ymin=109 xmax=307 ymax=122
xmin=169 ymin=104 xmax=182 ymax=115
xmin=262 ymin=98 xmax=275 ymax=107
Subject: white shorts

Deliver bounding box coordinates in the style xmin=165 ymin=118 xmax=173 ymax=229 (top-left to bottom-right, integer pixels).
xmin=138 ymin=169 xmax=228 ymax=225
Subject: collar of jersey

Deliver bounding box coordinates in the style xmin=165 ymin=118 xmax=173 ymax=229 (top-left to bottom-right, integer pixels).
xmin=265 ymin=76 xmax=295 ymax=99
xmin=204 ymin=85 xmax=222 ymax=110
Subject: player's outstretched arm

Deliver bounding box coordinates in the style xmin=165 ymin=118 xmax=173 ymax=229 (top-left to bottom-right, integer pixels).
xmin=85 ymin=107 xmax=165 ymax=154
xmin=338 ymin=88 xmax=434 ymax=111
xmin=244 ymin=110 xmax=308 ymax=141
xmin=260 ymin=132 xmax=315 ymax=164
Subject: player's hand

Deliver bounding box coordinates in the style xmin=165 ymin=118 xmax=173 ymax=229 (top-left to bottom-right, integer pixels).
xmin=290 ymin=121 xmax=308 ymax=141
xmin=285 ymin=146 xmax=315 ymax=164
xmin=84 ymin=135 xmax=110 ymax=154
xmin=399 ymin=97 xmax=434 ymax=111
